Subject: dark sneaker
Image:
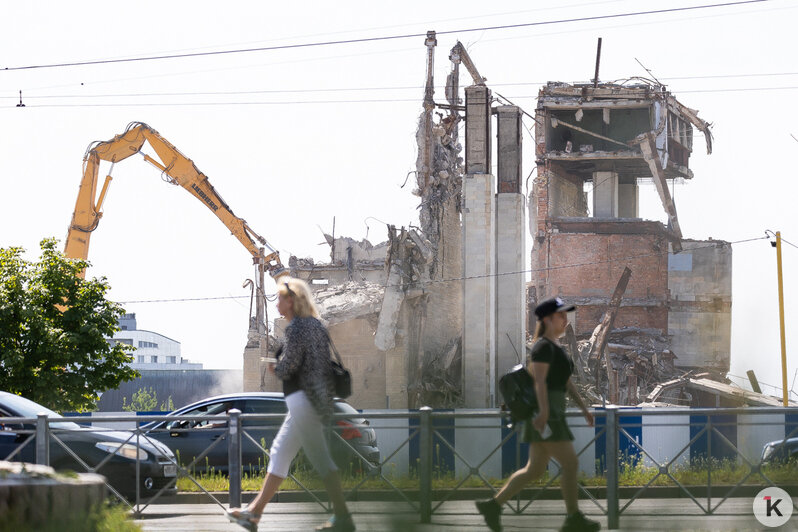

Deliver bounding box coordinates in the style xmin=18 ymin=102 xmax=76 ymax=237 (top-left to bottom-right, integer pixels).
xmin=560 ymin=510 xmax=600 ymax=532
xmin=315 ymin=513 xmax=355 ymax=532
xmin=475 ymin=498 xmax=502 ymax=532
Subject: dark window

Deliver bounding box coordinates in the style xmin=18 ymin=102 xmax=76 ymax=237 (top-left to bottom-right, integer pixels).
xmin=240 ymin=399 xmax=287 ymax=427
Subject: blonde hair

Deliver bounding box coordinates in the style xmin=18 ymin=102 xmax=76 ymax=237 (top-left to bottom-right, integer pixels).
xmin=278 ymin=277 xmax=320 ymax=319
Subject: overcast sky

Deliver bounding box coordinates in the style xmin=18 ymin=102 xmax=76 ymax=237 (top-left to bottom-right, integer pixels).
xmin=2 ymin=0 xmax=796 ymax=399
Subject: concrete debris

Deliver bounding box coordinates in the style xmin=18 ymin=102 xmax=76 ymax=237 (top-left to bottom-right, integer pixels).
xmin=414 ymin=103 xmax=463 ymax=277
xmin=313 ymin=281 xmax=384 ymax=326
xmin=559 ymin=327 xmax=681 ymax=406
xmin=323 ymin=234 xmax=389 ymax=264
xmin=376 ymin=226 xmax=433 ymax=351
xmin=413 ymin=336 xmax=462 ymax=408
xmin=647 ymin=377 xmax=798 ymax=407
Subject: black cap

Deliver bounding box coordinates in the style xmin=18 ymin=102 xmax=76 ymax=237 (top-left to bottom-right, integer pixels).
xmin=534 ymin=297 xmax=576 ymax=320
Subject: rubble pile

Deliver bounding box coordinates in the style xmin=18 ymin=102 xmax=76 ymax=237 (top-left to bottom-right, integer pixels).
xmin=570 ymin=327 xmax=680 ymax=405
xmin=414 ymin=337 xmax=462 ymax=408
xmin=314 ymin=281 xmax=384 ymax=326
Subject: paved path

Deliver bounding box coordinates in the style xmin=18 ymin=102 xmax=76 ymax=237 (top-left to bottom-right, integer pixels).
xmin=132 ymin=499 xmax=796 ymax=531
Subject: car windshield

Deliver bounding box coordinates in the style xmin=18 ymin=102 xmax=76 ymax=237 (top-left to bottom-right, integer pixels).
xmin=333 ymin=401 xmax=366 ymax=424
xmin=0 ymin=393 xmax=80 ymax=430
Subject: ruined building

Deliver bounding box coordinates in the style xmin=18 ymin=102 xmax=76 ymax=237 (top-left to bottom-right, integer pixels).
xmin=245 ymin=36 xmax=735 ymax=409
xmin=531 ymin=81 xmax=732 ymax=404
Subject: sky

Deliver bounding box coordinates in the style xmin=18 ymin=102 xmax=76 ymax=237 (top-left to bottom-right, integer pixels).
xmin=1 ymin=0 xmax=796 ymax=399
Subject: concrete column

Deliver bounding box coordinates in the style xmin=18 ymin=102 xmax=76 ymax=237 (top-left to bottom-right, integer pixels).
xmin=465 ymin=85 xmax=492 ymax=174
xmin=593 ymin=171 xmax=618 ymax=217
xmin=618 ymin=181 xmax=639 ymax=218
xmin=463 ymin=173 xmax=495 ymax=408
xmin=495 ymin=194 xmax=526 ymax=401
xmin=496 ymin=106 xmax=522 ymax=193
xmin=242 ymin=344 xmax=261 ymax=392
xmin=495 ymin=105 xmax=526 ymax=406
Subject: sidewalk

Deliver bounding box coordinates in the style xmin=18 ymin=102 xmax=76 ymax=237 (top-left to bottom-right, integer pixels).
xmin=133 ymin=499 xmax=793 ymax=531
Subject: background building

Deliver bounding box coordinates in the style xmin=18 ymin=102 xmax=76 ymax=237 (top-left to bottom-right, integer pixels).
xmin=110 ymin=313 xmax=203 ymax=370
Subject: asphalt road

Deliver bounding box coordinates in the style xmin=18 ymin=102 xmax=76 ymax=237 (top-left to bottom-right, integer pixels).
xmin=132 ymin=498 xmax=797 ymax=531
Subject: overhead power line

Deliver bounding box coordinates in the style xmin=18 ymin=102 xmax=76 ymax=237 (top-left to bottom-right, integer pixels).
xmin=4 ymin=71 xmax=798 ymax=101
xmin=116 ymin=235 xmax=769 ymax=304
xmin=5 ymin=85 xmax=797 ymax=109
xmin=2 ymin=0 xmax=767 ymax=72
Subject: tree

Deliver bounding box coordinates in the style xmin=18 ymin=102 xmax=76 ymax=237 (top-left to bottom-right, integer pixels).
xmin=122 ymin=387 xmax=174 ymax=412
xmin=0 ymin=238 xmax=138 ymax=411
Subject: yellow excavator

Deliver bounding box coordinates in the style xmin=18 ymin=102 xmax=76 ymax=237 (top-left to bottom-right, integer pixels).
xmin=65 ymin=121 xmax=286 ymax=338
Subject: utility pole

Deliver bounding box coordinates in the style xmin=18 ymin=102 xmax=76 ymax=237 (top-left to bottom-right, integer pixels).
xmin=768 ymin=230 xmax=789 ymax=406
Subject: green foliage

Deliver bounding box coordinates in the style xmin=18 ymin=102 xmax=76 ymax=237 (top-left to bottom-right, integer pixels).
xmin=121 ymin=387 xmax=174 ymax=412
xmin=0 ymin=238 xmax=138 ymax=411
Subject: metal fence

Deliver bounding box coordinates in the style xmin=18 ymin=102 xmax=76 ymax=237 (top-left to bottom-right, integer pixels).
xmin=2 ymin=406 xmax=797 ymax=529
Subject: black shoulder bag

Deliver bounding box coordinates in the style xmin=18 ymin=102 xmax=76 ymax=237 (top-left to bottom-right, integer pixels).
xmin=327 ymin=333 xmax=352 ymax=399
xmin=499 ymin=363 xmax=538 ymax=425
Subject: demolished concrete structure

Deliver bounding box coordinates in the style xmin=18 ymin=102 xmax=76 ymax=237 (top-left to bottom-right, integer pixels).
xmin=531 ymin=81 xmax=733 ymax=405
xmin=246 ymin=37 xmax=738 ymax=411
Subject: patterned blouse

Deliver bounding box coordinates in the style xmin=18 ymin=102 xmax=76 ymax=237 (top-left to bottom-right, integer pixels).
xmin=274 ymin=316 xmax=335 ymax=418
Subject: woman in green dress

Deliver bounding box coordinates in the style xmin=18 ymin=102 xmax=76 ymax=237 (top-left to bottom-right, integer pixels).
xmin=476 ymin=297 xmax=600 ymax=532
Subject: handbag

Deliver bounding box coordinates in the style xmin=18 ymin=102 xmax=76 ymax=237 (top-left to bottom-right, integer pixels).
xmin=499 ymin=363 xmax=538 ymax=425
xmin=327 ymin=334 xmax=352 ymax=398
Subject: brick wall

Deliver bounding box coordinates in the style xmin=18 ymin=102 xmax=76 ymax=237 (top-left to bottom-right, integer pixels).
xmin=533 ymin=231 xmax=669 ymax=335
xmin=574 ymin=305 xmax=668 ymax=335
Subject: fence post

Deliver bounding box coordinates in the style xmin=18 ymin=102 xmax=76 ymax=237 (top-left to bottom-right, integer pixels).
xmin=35 ymin=413 xmax=49 ymax=466
xmin=419 ymin=406 xmax=433 ymax=524
xmin=228 ymin=409 xmax=242 ymax=509
xmin=605 ymin=406 xmax=619 ymax=530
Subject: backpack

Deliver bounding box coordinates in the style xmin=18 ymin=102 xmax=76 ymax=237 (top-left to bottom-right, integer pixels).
xmin=499 ymin=364 xmax=538 ymax=425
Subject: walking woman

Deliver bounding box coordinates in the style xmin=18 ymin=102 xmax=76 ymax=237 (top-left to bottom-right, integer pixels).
xmin=226 ymin=278 xmax=354 ymax=532
xmin=476 ymin=297 xmax=600 ymax=532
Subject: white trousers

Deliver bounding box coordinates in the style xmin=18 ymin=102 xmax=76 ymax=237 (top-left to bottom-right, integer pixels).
xmin=267 ymin=391 xmax=337 ymax=478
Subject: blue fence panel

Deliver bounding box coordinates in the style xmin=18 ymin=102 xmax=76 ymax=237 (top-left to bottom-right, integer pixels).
xmin=786 ymin=413 xmax=798 ymax=440
xmin=594 ymin=408 xmax=642 ymax=474
xmin=689 ymin=413 xmax=737 ymax=463
xmin=409 ymin=410 xmax=455 ymax=475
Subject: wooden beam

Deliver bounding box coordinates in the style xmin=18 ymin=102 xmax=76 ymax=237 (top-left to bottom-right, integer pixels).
xmin=636 ymin=131 xmax=683 ymax=252
xmin=589 ymin=266 xmax=632 ymax=404
xmin=565 ymin=324 xmax=587 ymax=383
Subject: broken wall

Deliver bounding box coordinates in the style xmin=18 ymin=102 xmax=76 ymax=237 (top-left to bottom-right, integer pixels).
xmin=534 ymin=221 xmax=670 ymax=335
xmin=531 ymin=81 xmax=729 ymax=350
xmin=548 ymin=167 xmax=589 ymax=218
xmin=668 ymin=239 xmax=732 ymax=370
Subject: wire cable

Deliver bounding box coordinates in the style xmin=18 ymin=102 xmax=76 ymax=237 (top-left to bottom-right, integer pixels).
xmin=4 ymin=71 xmax=798 ymax=101
xmin=1 ymin=0 xmax=768 ymax=72
xmin=115 ymin=235 xmax=767 ymax=304
xmin=5 ymin=85 xmax=798 ymax=109
xmin=781 ymin=238 xmax=798 ymax=250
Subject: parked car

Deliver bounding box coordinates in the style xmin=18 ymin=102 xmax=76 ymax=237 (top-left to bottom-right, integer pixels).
xmin=0 ymin=391 xmax=177 ymax=499
xmin=142 ymin=392 xmax=380 ymax=474
xmin=761 ymin=437 xmax=798 ymax=463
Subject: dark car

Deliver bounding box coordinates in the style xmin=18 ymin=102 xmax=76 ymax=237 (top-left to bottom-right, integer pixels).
xmin=761 ymin=437 xmax=798 ymax=463
xmin=0 ymin=391 xmax=177 ymax=499
xmin=142 ymin=392 xmax=379 ymax=474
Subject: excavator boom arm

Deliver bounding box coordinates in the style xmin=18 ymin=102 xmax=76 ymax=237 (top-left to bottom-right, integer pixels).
xmin=65 ymin=122 xmax=284 ymax=277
